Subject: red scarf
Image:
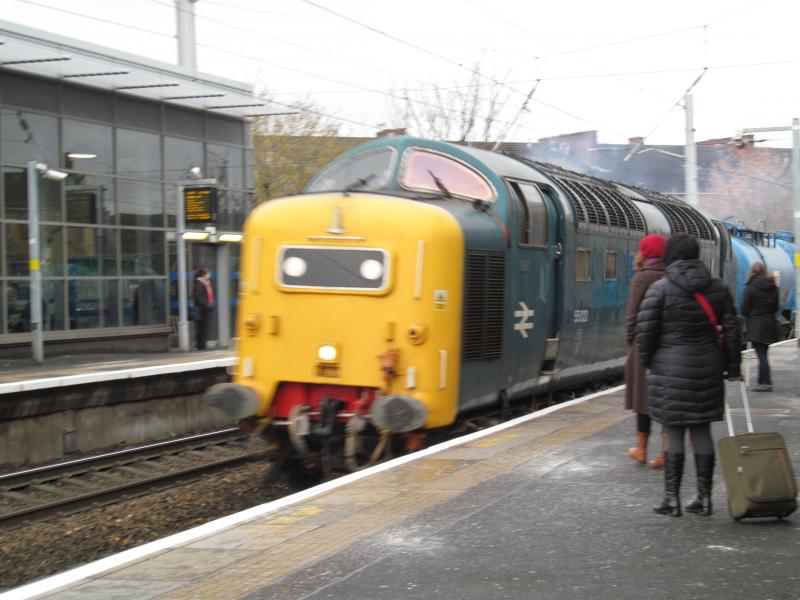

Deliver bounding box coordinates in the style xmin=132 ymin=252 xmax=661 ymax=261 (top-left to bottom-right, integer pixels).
xmin=201 ymin=279 xmax=214 ymax=308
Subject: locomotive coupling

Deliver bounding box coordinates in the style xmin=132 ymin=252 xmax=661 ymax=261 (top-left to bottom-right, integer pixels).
xmin=204 ymin=383 xmax=260 ymax=419
xmin=370 ymin=394 xmax=428 ymax=433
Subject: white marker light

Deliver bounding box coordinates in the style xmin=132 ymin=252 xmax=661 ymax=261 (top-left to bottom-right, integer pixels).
xmin=318 ymin=344 xmax=337 ymax=362
xmin=360 ymin=259 xmax=383 ymax=280
xmin=283 ymin=256 xmax=307 ymax=278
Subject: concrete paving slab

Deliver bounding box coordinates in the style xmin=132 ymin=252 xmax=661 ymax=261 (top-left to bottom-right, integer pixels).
xmin=104 ymin=548 xmax=258 ymax=582
xmin=41 ymin=579 xmax=180 ymax=600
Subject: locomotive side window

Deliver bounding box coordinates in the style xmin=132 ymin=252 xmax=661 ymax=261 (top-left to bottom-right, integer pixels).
xmin=576 ymin=248 xmax=591 ymax=281
xmin=518 ymin=183 xmax=548 ymax=247
xmin=604 ymin=250 xmax=618 ymax=281
xmin=308 ymin=148 xmax=395 ymax=193
xmin=400 ymin=149 xmax=495 ymax=202
xmin=511 ymin=182 xmax=531 ymax=244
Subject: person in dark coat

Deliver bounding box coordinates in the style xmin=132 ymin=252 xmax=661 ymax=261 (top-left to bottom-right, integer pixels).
xmin=192 ymin=267 xmax=214 ymax=350
xmin=741 ymin=261 xmax=779 ymax=392
xmin=636 ymin=233 xmax=741 ymax=517
xmin=624 ymin=234 xmax=667 ymax=468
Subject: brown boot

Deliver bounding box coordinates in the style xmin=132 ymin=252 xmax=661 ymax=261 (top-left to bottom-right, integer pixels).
xmin=649 ymin=432 xmax=666 ymax=469
xmin=627 ymin=432 xmax=648 ymax=463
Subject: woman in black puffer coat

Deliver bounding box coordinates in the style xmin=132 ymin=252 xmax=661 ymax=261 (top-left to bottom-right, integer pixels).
xmin=741 ymin=261 xmax=779 ymax=392
xmin=636 ymin=234 xmax=741 ymax=517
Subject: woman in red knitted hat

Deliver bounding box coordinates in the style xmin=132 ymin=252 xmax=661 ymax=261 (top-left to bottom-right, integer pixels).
xmin=624 ymin=234 xmax=667 ymax=467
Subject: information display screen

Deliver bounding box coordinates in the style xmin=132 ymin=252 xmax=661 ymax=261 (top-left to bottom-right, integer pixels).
xmin=184 ymin=186 xmax=217 ymax=223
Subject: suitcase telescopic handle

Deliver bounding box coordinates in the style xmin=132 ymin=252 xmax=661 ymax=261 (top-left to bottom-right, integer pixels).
xmin=725 ymin=380 xmax=755 ymax=437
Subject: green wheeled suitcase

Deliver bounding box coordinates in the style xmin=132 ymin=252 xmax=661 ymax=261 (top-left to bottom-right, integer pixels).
xmin=718 ymin=381 xmax=798 ymax=521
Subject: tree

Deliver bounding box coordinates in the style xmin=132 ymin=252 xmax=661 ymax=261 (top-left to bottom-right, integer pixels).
xmin=253 ymin=98 xmax=362 ymax=202
xmin=702 ymin=146 xmax=792 ymax=230
xmin=388 ymin=63 xmax=514 ymax=144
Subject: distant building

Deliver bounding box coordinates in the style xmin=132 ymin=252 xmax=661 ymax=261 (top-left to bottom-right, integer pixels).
xmin=0 ymin=20 xmax=266 ymax=357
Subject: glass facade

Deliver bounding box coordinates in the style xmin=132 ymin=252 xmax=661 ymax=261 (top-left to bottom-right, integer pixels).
xmin=0 ymin=71 xmax=252 ymax=345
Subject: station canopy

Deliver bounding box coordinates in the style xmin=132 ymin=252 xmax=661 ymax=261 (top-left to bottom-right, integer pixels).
xmin=0 ymin=19 xmax=280 ymax=120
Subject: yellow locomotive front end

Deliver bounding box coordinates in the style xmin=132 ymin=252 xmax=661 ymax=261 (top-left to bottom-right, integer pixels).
xmin=207 ymin=192 xmax=464 ymax=472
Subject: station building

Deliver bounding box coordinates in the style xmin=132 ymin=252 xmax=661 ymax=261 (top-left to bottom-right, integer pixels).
xmin=0 ymin=20 xmax=266 ymax=358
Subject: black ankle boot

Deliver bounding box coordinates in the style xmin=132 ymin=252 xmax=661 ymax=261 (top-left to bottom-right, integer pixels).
xmin=685 ymin=454 xmax=714 ymax=515
xmin=654 ymin=452 xmax=684 ymax=517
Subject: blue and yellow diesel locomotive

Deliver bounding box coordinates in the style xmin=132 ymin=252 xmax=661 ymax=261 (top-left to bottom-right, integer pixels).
xmin=207 ymin=136 xmax=795 ymax=473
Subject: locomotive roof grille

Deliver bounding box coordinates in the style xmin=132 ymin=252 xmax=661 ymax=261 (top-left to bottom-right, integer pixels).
xmin=650 ymin=200 xmax=716 ymax=240
xmin=570 ymin=180 xmax=608 ymax=225
xmin=594 ymin=186 xmax=646 ymax=231
xmin=551 ymin=176 xmax=645 ymax=232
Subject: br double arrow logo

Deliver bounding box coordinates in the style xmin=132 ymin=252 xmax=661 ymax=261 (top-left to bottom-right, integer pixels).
xmin=514 ymin=301 xmax=535 ymax=338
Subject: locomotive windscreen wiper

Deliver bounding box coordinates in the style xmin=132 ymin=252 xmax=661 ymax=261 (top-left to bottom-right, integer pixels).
xmin=427 ymin=170 xmax=452 ymax=198
xmin=343 ymin=173 xmax=376 ymax=195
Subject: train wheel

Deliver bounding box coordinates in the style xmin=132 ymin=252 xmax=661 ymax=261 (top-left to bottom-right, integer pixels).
xmin=264 ymin=432 xmax=323 ymax=489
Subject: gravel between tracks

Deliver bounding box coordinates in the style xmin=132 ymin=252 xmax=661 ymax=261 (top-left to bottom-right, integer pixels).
xmin=0 ymin=459 xmax=290 ymax=591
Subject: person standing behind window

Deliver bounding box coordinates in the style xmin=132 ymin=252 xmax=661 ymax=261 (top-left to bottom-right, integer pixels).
xmin=192 ymin=267 xmax=214 ymax=350
xmin=624 ymin=234 xmax=667 ymax=468
xmin=741 ymin=261 xmax=779 ymax=392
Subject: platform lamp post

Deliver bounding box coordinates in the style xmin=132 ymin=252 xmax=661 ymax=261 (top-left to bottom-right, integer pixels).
xmin=740 ymin=119 xmax=800 ymax=337
xmin=26 ymin=161 xmax=67 ymax=363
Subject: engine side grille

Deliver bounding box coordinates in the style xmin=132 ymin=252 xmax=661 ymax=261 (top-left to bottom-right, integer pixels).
xmin=463 ymin=252 xmax=505 ymax=361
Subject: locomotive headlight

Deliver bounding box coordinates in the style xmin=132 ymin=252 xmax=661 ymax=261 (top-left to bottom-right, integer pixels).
xmin=359 ymin=259 xmax=384 ymax=281
xmin=318 ymin=344 xmax=338 ymax=362
xmin=282 ymin=256 xmax=307 ymax=278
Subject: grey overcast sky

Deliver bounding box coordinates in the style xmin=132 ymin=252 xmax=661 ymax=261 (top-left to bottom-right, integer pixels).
xmin=5 ymin=0 xmax=799 ymax=147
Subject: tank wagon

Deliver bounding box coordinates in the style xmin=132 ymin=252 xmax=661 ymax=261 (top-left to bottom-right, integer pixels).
xmin=206 ymin=136 xmax=795 ymax=477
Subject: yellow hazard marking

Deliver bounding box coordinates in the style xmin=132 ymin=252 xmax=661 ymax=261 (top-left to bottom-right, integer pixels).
xmin=29 ymin=259 xmax=40 ymax=271
xmin=467 ymin=432 xmax=521 ymax=448
xmin=795 ymin=252 xmax=800 ymax=268
xmin=265 ymin=506 xmax=324 ymax=525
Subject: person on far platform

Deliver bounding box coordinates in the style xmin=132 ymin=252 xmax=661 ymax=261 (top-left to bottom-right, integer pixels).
xmin=192 ymin=267 xmax=214 ymax=350
xmin=741 ymin=261 xmax=779 ymax=392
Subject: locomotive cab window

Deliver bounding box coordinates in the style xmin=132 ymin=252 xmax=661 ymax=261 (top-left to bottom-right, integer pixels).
xmin=604 ymin=250 xmax=618 ymax=281
xmin=400 ymin=149 xmax=495 ymax=203
xmin=308 ymin=148 xmax=395 ymax=193
xmin=510 ymin=181 xmax=548 ymax=247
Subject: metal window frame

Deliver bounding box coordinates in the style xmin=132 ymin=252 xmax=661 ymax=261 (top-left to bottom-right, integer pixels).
xmin=604 ymin=249 xmax=618 ymax=281
xmin=0 ymin=76 xmax=253 ymax=341
xmin=576 ymin=247 xmax=592 ymax=282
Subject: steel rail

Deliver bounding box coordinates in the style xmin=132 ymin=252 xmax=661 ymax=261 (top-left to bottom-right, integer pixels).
xmin=0 ymin=428 xmax=240 ymax=487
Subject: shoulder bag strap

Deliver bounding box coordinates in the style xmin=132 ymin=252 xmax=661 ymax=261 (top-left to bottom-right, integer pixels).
xmin=694 ymin=292 xmax=723 ymax=346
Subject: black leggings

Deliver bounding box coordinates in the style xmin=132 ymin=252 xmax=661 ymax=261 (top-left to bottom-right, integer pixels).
xmin=636 ymin=413 xmax=652 ymax=435
xmin=664 ymin=423 xmax=714 ymax=455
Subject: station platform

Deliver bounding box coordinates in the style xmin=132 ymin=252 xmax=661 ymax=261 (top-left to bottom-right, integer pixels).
xmin=0 ymin=349 xmax=236 ymax=393
xmin=6 ymin=341 xmax=799 ymax=600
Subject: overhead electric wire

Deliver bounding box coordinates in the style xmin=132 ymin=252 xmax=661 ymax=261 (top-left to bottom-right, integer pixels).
xmin=299 ymin=0 xmax=626 ymax=138
xmin=623 ymin=67 xmax=710 ymax=159
xmin=147 ymin=0 xmax=461 ymax=96
xmin=18 ymin=0 xmax=173 ymax=38
xmin=15 ymin=0 xmax=793 ymax=150
xmin=157 ymin=0 xmax=556 ymax=137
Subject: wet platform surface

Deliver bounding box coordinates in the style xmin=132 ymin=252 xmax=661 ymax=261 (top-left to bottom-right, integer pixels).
xmin=9 ymin=342 xmax=799 ymax=600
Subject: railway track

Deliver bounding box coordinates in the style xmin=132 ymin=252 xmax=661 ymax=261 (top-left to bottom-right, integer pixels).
xmin=0 ymin=429 xmax=268 ymax=528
